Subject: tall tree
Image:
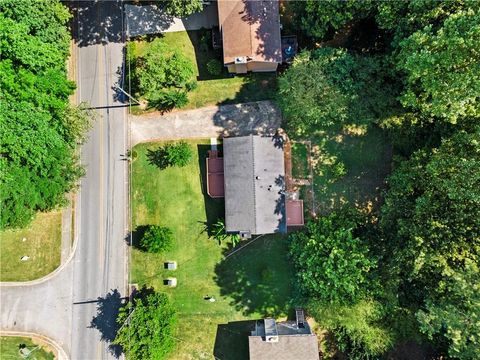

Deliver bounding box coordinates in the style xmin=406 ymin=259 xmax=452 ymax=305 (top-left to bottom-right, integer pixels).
xmin=278 ymin=48 xmax=398 ymax=136
xmin=417 ymin=260 xmax=480 ymax=359
xmin=381 ymin=128 xmax=480 ymax=287
xmin=292 ymin=0 xmax=375 ymax=40
xmin=0 ymin=0 xmax=92 ymax=229
xmin=289 ymin=209 xmax=376 ymax=305
xmin=396 ymin=9 xmax=480 ymax=124
xmin=114 ymin=290 xmax=176 ymax=360
xmin=376 ymin=0 xmax=478 ymax=48
xmin=134 ymin=38 xmax=196 ymax=110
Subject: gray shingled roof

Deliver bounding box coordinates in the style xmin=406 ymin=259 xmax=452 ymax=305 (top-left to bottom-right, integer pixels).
xmin=223 ymin=135 xmax=286 ymax=235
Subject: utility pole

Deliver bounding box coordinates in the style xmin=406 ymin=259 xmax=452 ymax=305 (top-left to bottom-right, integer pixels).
xmin=114 ymin=86 xmax=141 ymax=105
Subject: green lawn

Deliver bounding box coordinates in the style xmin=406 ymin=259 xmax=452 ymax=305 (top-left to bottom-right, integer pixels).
xmin=307 ymin=125 xmax=392 ymax=215
xmin=129 ymin=30 xmax=277 ymax=114
xmin=291 ymin=142 xmax=310 ymax=179
xmin=0 ymin=211 xmax=62 ymax=281
xmin=0 ymin=336 xmax=55 ymax=360
xmin=131 ymin=140 xmax=294 ymax=359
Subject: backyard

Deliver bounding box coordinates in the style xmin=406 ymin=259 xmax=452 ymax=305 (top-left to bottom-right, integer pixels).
xmin=131 ymin=140 xmax=294 ymax=359
xmin=0 ymin=211 xmax=62 ymax=282
xmin=0 ymin=336 xmax=55 ymax=360
xmin=128 ymin=30 xmax=277 ymax=113
xmin=299 ymin=125 xmax=392 ymax=216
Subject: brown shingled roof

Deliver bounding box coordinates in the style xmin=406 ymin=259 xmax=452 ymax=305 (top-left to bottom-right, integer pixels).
xmin=217 ymin=0 xmax=282 ymax=64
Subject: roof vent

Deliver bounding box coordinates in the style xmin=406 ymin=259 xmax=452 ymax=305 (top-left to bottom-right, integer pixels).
xmin=264 ymin=318 xmax=279 ymax=342
xmin=296 ymin=308 xmax=306 ymax=328
xmin=235 ymin=56 xmax=247 ymax=64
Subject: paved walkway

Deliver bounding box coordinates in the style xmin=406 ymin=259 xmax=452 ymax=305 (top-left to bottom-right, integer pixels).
xmin=131 ymin=100 xmax=283 ymax=145
xmin=125 ymin=3 xmax=218 ymax=37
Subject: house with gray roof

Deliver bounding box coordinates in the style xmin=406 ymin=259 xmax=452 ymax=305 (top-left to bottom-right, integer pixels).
xmin=248 ymin=311 xmax=320 ymax=360
xmin=206 ymin=134 xmax=305 ymax=238
xmin=223 ymin=135 xmax=286 ymax=237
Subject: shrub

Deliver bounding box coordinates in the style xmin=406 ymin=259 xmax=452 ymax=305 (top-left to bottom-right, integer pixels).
xmin=310 ymin=300 xmax=394 ymax=359
xmin=149 ymin=90 xmax=189 ymax=110
xmin=206 ymin=59 xmax=223 ymax=76
xmin=140 ymin=225 xmax=173 ymax=253
xmin=147 ymin=141 xmax=193 ymax=169
xmin=114 ymin=288 xmax=176 ymax=359
xmin=135 ymin=38 xmax=195 ymax=110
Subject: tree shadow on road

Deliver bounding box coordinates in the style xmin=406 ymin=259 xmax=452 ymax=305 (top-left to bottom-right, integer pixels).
xmin=89 ymin=289 xmax=125 ymax=358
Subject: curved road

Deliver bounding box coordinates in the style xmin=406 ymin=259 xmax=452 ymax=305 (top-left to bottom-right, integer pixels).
xmin=1 ymin=2 xmax=128 ymax=359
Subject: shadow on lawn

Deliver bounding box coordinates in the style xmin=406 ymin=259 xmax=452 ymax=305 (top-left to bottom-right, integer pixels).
xmin=214 ymin=235 xmax=293 ymax=317
xmin=197 ymin=144 xmax=225 ymax=237
xmin=213 ymin=320 xmax=256 ymax=360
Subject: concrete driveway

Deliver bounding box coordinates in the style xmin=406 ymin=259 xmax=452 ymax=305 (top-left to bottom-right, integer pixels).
xmin=131 ymin=100 xmax=283 ymax=145
xmin=125 ymin=3 xmax=218 ymax=37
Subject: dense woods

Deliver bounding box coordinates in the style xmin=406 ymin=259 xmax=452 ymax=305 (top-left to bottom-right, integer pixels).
xmin=281 ymin=1 xmax=480 ymax=358
xmin=0 ymin=0 xmax=92 ymax=229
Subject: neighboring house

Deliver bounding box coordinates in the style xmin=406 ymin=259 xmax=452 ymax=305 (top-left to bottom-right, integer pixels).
xmin=249 ymin=311 xmax=320 ymax=360
xmin=206 ymin=134 xmax=304 ymax=238
xmin=217 ymin=0 xmax=282 ymax=74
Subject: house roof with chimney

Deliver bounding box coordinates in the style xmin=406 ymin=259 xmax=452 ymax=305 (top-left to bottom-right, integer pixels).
xmin=223 ymin=135 xmax=286 ymax=235
xmin=248 ymin=317 xmax=320 ymax=360
xmin=217 ymin=0 xmax=282 ymax=64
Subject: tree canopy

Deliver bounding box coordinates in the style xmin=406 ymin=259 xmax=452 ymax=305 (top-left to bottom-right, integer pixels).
xmin=292 ymin=0 xmax=375 ymax=40
xmin=0 ymin=0 xmax=92 ymax=229
xmin=134 ymin=38 xmax=196 ymax=110
xmin=396 ymin=9 xmax=480 ymax=123
xmin=381 ymin=129 xmax=480 ymax=286
xmin=282 ymin=1 xmax=480 ymax=357
xmin=163 ymin=0 xmax=203 ymax=18
xmin=416 ymin=260 xmax=480 ymax=359
xmin=114 ymin=290 xmax=176 ymax=360
xmin=139 ymin=225 xmax=173 ymax=253
xmin=289 ymin=209 xmax=376 ymax=305
xmin=277 ymin=48 xmax=398 ymax=136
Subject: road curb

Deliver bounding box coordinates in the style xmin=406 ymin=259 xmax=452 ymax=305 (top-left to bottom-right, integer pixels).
xmin=0 ymin=331 xmax=69 ymax=360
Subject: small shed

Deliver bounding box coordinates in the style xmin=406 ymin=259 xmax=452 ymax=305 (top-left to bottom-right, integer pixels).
xmin=164 ymin=261 xmax=177 ymax=270
xmin=164 ymin=278 xmax=177 ymax=287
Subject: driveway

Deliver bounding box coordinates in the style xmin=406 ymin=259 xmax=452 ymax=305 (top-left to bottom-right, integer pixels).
xmin=131 ymin=100 xmax=283 ymax=145
xmin=125 ymin=3 xmax=218 ymax=37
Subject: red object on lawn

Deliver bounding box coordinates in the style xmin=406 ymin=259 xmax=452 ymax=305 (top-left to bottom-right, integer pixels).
xmin=206 ymin=151 xmax=225 ymax=198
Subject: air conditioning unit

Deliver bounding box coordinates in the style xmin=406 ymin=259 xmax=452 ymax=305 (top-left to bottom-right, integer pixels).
xmin=235 ymin=56 xmax=247 ymax=64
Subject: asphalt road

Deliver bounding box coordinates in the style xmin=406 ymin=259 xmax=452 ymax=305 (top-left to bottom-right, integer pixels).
xmin=1 ymin=2 xmax=128 ymax=359
xmin=71 ymin=1 xmax=128 ymax=359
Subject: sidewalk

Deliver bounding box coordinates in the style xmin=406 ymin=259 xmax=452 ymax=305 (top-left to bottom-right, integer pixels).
xmin=131 ymin=100 xmax=283 ymax=145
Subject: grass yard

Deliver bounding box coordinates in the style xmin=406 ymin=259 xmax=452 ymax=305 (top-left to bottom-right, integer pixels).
xmin=129 ymin=30 xmax=277 ymax=114
xmin=131 ymin=140 xmax=294 ymax=359
xmin=291 ymin=142 xmax=310 ymax=179
xmin=0 ymin=336 xmax=55 ymax=360
xmin=0 ymin=211 xmax=62 ymax=282
xmin=306 ymin=125 xmax=392 ymax=215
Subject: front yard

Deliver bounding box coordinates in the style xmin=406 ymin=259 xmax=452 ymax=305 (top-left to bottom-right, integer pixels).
xmin=131 ymin=140 xmax=294 ymax=359
xmin=0 ymin=336 xmax=55 ymax=360
xmin=0 ymin=211 xmax=62 ymax=282
xmin=128 ymin=30 xmax=277 ymax=113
